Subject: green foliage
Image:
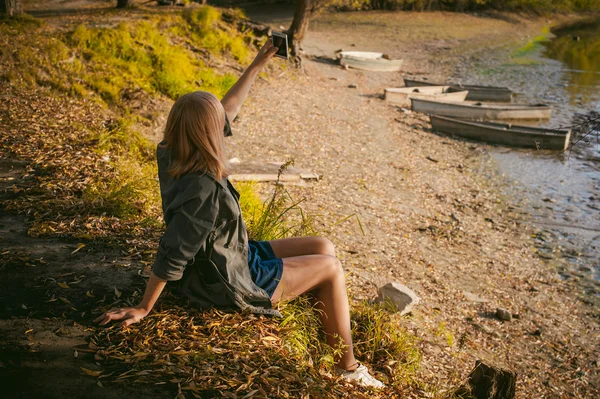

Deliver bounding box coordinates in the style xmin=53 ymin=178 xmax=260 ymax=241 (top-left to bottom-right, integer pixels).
xmin=0 ymin=6 xmax=250 ymax=106
xmin=237 ymin=165 xmax=317 ymax=242
xmin=0 ymin=28 xmax=77 ymax=91
xmin=329 ymin=0 xmax=600 ymax=12
xmin=512 ymin=29 xmax=551 ymax=58
xmin=351 ymin=302 xmax=421 ymax=386
xmin=69 ymin=15 xmax=237 ymax=102
xmin=83 ymin=155 xmax=160 ymax=218
xmin=279 ymin=296 xmax=342 ymax=370
xmin=83 ymin=118 xmax=161 ymax=218
xmin=183 ymin=7 xmax=251 ymax=61
xmin=184 ymin=5 xmax=221 ymax=30
xmin=435 ymin=321 xmax=455 ymax=347
xmin=236 ymin=181 xmax=265 ymax=218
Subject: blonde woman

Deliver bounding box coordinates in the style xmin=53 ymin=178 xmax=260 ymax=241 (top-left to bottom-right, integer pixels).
xmin=95 ymin=41 xmax=384 ymax=389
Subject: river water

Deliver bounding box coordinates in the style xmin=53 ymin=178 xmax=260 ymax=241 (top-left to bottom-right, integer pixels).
xmin=455 ymin=20 xmax=600 ymax=299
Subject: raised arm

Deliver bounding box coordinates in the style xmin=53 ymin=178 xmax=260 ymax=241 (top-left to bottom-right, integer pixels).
xmin=221 ymin=39 xmax=279 ymax=122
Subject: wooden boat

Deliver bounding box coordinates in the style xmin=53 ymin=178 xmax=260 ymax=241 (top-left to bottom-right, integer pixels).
xmin=338 ymin=51 xmax=403 ymax=72
xmin=411 ymin=97 xmax=552 ymax=121
xmin=430 ymin=115 xmax=571 ymax=150
xmin=404 ymin=78 xmax=513 ymax=102
xmin=384 ymin=86 xmax=468 ymax=107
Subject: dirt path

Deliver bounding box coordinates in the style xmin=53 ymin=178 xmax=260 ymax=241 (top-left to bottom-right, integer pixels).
xmin=229 ymin=9 xmax=600 ymax=397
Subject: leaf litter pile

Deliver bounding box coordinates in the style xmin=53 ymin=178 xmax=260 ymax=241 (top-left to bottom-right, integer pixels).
xmin=0 ymin=84 xmax=162 ymax=249
xmin=88 ymin=292 xmax=421 ymax=398
xmin=0 ymin=14 xmax=426 ymax=398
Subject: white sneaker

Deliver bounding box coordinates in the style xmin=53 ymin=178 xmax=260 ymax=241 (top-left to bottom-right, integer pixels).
xmin=335 ymin=363 xmax=385 ymax=389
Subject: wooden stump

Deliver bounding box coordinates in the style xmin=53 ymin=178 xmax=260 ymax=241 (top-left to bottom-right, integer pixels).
xmin=116 ymin=0 xmax=134 ymax=8
xmin=468 ymin=360 xmax=517 ymax=399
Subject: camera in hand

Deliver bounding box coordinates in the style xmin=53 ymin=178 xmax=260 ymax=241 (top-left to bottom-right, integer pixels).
xmin=271 ymin=32 xmax=289 ymax=60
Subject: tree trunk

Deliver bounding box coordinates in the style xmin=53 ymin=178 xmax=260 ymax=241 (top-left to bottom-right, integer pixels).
xmin=116 ymin=0 xmax=134 ymax=9
xmin=2 ymin=0 xmax=23 ymax=17
xmin=288 ymin=0 xmax=312 ymax=62
xmin=468 ymin=360 xmax=517 ymax=399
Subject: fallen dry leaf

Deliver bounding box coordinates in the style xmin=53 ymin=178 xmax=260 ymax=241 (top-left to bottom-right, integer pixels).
xmin=71 ymin=243 xmax=86 ymax=254
xmin=81 ymin=367 xmax=102 ymax=377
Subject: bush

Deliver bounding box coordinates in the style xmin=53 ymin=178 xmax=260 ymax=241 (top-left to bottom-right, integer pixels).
xmin=329 ymin=0 xmax=600 ymax=12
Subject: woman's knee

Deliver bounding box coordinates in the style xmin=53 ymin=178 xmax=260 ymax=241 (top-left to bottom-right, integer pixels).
xmin=322 ymin=255 xmax=344 ymax=280
xmin=315 ymin=237 xmax=336 ymax=257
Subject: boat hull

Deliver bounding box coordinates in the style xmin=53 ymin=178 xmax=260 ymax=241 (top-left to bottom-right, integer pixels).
xmin=404 ymin=79 xmax=513 ymax=102
xmin=430 ymin=115 xmax=571 ymax=150
xmin=339 ymin=51 xmax=403 ymax=72
xmin=411 ymin=98 xmax=552 ymax=121
xmin=384 ymin=86 xmax=468 ymax=106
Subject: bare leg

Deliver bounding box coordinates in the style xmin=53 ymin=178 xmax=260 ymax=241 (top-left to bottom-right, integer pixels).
xmin=269 ymin=237 xmax=357 ymax=370
xmin=268 ymin=236 xmax=336 ymax=258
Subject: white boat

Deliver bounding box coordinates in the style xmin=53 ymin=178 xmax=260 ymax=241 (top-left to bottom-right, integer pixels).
xmin=404 ymin=78 xmax=513 ymax=102
xmin=338 ymin=51 xmax=403 ymax=72
xmin=384 ymin=86 xmax=468 ymax=107
xmin=430 ymin=115 xmax=571 ymax=150
xmin=411 ymin=98 xmax=552 ymax=121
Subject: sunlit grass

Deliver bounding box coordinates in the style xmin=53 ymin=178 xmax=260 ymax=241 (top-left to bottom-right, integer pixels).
xmin=512 ymin=28 xmax=551 ymax=59
xmin=351 ymin=302 xmax=421 ymax=388
xmin=236 ymin=165 xmax=317 ymax=242
xmin=0 ymin=6 xmax=251 ymax=105
xmin=90 ymin=290 xmax=422 ymax=397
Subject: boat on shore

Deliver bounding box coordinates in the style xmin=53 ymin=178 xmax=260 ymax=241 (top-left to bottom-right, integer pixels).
xmin=384 ymin=86 xmax=468 ymax=107
xmin=338 ymin=51 xmax=403 ymax=72
xmin=430 ymin=115 xmax=571 ymax=150
xmin=411 ymin=97 xmax=552 ymax=121
xmin=404 ymin=78 xmax=513 ymax=102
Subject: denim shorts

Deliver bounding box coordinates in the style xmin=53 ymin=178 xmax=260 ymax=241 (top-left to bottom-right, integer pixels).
xmin=247 ymin=240 xmax=284 ymax=298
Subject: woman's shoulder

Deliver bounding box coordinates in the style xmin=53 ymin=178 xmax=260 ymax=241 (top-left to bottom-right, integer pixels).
xmin=163 ymin=173 xmax=224 ymax=212
xmin=178 ymin=172 xmax=224 ymax=192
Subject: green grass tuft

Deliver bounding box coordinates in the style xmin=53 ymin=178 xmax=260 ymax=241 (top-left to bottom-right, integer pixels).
xmin=83 ymin=118 xmax=161 ymax=218
xmin=512 ymin=27 xmax=551 ymax=59
xmin=279 ymin=296 xmax=342 ymax=370
xmin=351 ymin=302 xmax=421 ymax=387
xmin=0 ymin=13 xmax=42 ymax=30
xmin=238 ymin=162 xmax=317 ymax=241
xmin=184 ymin=7 xmax=251 ymax=61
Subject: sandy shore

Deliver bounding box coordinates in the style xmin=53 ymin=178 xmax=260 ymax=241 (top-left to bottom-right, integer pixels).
xmin=230 ymin=9 xmax=600 ymax=397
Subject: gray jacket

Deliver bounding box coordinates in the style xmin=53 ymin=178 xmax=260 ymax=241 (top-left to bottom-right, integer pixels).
xmin=152 ymin=126 xmax=280 ymax=317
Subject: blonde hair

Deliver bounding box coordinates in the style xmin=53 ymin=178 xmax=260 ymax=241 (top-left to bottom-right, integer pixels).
xmin=162 ymin=91 xmax=229 ymax=180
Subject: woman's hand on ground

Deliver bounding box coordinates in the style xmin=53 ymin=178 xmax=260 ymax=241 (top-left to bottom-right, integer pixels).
xmin=94 ymin=306 xmax=149 ymax=327
xmin=251 ymin=39 xmax=279 ymax=68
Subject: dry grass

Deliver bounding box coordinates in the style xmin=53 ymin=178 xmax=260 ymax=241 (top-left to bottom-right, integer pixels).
xmin=89 ymin=292 xmax=423 ymax=398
